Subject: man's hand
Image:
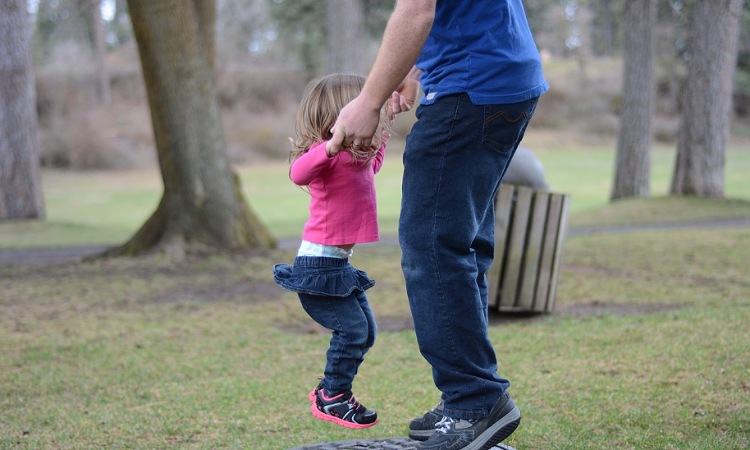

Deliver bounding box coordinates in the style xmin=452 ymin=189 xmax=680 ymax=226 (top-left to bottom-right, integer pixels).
xmin=328 ymin=95 xmax=382 ymax=157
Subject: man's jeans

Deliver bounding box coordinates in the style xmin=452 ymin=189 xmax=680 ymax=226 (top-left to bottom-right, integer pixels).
xmin=399 ymin=94 xmax=539 ymax=420
xmin=273 ymin=256 xmax=377 ymax=394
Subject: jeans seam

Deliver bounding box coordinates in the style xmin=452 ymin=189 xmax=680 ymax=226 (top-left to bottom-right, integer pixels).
xmin=325 ymin=298 xmax=352 ymax=393
xmin=433 ymin=95 xmax=463 ymax=373
xmin=403 ymin=94 xmax=531 ymax=414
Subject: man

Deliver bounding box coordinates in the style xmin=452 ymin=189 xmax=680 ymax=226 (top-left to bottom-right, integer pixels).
xmin=330 ymin=1 xmax=548 ymax=448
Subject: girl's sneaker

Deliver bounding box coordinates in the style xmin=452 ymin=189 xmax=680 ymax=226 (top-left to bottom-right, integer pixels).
xmin=309 ymin=385 xmax=378 ymax=429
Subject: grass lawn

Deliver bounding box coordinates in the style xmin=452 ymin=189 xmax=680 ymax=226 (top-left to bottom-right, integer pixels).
xmin=1 ymin=141 xmax=749 ymax=449
xmin=0 ymin=139 xmax=748 ymax=249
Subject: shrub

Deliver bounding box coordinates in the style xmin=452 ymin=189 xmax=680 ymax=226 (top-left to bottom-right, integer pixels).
xmin=223 ymin=108 xmax=297 ymax=163
xmin=216 ymin=64 xmax=307 ymax=113
xmin=39 ymin=109 xmax=137 ymax=170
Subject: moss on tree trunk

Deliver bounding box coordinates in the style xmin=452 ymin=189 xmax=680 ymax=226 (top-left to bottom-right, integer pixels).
xmin=107 ymin=0 xmax=275 ymax=257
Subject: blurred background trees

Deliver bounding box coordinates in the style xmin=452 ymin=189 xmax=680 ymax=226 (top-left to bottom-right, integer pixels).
xmin=671 ymin=0 xmax=744 ymax=198
xmin=611 ymin=0 xmax=657 ymax=201
xmin=0 ymin=0 xmax=45 ymax=220
xmin=9 ymin=0 xmax=750 ymax=194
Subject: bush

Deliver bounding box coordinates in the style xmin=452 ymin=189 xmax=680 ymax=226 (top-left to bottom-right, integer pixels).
xmin=216 ymin=64 xmax=307 ymax=113
xmin=223 ymin=109 xmax=297 ymax=163
xmin=39 ymin=109 xmax=138 ymax=170
xmin=36 ymin=50 xmax=140 ymax=170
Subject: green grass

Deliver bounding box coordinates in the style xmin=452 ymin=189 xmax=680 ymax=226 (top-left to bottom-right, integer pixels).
xmin=1 ymin=228 xmax=749 ymax=449
xmin=0 ymin=139 xmax=748 ymax=249
xmin=0 ymin=171 xmax=161 ymax=248
xmin=1 ymin=141 xmax=749 ymax=449
xmin=537 ymin=143 xmax=750 ymax=221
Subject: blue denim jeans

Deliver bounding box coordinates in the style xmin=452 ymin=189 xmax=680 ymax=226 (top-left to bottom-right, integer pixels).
xmin=273 ymin=256 xmax=377 ymax=395
xmin=399 ymin=94 xmax=539 ymax=420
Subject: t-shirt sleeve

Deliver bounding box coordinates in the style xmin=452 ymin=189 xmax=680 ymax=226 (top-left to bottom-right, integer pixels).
xmin=290 ymin=141 xmax=334 ymax=186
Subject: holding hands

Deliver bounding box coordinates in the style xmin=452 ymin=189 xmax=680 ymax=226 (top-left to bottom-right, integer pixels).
xmin=327 ymin=67 xmax=421 ymax=158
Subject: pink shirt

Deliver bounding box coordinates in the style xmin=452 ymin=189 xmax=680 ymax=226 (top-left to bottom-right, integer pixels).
xmin=290 ymin=140 xmax=386 ymax=246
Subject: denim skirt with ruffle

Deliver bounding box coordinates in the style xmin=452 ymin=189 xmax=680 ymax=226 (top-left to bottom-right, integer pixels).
xmin=273 ymin=256 xmax=375 ymax=297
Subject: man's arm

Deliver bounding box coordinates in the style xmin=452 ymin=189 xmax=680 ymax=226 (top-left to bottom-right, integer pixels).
xmin=329 ymin=0 xmax=435 ymax=153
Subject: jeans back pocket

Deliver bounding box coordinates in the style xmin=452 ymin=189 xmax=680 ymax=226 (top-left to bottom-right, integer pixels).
xmin=481 ymin=97 xmax=539 ymax=155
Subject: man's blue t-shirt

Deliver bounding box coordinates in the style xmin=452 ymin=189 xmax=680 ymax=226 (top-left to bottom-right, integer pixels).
xmin=417 ymin=0 xmax=549 ymax=105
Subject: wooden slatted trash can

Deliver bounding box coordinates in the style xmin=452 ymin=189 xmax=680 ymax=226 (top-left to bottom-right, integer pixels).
xmin=487 ymin=184 xmax=571 ymax=314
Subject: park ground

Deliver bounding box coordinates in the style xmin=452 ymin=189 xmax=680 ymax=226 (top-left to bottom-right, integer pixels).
xmin=1 ymin=139 xmax=750 ymax=448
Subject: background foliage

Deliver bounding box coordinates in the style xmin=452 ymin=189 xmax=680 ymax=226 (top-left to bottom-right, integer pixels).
xmin=25 ymin=0 xmax=750 ymax=170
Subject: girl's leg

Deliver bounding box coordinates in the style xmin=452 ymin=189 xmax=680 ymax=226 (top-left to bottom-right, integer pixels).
xmin=354 ymin=290 xmax=378 ymax=369
xmin=299 ymin=292 xmax=371 ymax=394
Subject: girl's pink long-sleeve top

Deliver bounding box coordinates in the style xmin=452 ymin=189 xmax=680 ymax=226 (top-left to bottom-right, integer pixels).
xmin=290 ymin=140 xmax=386 ymax=246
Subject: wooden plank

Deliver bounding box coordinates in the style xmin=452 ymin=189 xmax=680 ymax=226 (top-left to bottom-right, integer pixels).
xmin=545 ymin=194 xmax=571 ymax=312
xmin=500 ymin=186 xmax=533 ymax=309
xmin=488 ymin=184 xmax=515 ymax=310
xmin=516 ymin=191 xmax=549 ymax=310
xmin=534 ymin=193 xmax=563 ymax=312
xmin=487 ymin=185 xmax=571 ymax=315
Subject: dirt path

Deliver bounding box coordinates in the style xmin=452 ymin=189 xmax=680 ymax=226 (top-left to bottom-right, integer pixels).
xmin=1 ymin=218 xmax=748 ymax=266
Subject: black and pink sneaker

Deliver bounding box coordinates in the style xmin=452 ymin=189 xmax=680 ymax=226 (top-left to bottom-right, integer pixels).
xmin=308 ymin=384 xmax=378 ymax=429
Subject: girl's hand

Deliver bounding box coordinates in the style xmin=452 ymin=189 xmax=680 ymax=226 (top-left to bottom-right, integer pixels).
xmin=389 ymin=67 xmax=421 ymax=120
xmin=325 ymin=140 xmax=338 ymax=157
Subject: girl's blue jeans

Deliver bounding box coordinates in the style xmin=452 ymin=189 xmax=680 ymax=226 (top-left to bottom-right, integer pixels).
xmin=399 ymin=93 xmax=539 ymax=420
xmin=273 ymin=256 xmax=377 ymax=395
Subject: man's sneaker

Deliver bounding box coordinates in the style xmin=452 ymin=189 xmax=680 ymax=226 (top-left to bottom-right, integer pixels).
xmin=409 ymin=400 xmax=444 ymax=441
xmin=309 ymin=386 xmax=378 ymax=429
xmin=415 ymin=392 xmax=520 ymax=450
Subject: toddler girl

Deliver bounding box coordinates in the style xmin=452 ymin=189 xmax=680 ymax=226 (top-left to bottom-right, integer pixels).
xmin=273 ymin=73 xmax=390 ymax=429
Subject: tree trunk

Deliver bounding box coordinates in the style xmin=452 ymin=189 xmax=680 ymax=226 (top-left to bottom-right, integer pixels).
xmin=111 ymin=0 xmax=275 ymax=256
xmin=91 ymin=0 xmax=111 ymax=105
xmin=192 ymin=0 xmax=216 ymax=72
xmin=326 ymin=0 xmax=365 ymax=74
xmin=670 ymin=0 xmax=743 ymax=198
xmin=0 ymin=0 xmax=46 ymax=220
xmin=611 ymin=0 xmax=655 ymax=200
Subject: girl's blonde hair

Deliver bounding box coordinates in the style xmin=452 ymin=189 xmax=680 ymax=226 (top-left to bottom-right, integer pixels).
xmin=290 ymin=73 xmax=389 ymax=165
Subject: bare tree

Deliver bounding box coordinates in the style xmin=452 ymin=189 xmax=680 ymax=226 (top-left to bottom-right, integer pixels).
xmin=589 ymin=0 xmax=621 ymax=57
xmin=90 ymin=0 xmax=111 ymax=105
xmin=671 ymin=0 xmax=744 ymax=198
xmin=109 ymin=0 xmax=275 ymax=256
xmin=268 ymin=0 xmax=387 ymax=78
xmin=216 ymin=0 xmax=273 ymax=60
xmin=0 ymin=0 xmax=46 ymax=220
xmin=611 ymin=0 xmax=656 ymax=200
xmin=325 ymin=0 xmax=365 ymax=73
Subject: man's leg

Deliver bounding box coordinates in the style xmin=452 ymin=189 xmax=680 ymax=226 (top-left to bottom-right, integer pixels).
xmin=400 ymin=94 xmax=538 ymax=419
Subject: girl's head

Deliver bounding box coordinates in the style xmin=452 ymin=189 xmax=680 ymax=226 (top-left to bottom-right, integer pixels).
xmin=290 ymin=73 xmax=388 ymax=163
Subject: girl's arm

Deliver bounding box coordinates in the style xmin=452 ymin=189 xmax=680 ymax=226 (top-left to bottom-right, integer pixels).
xmin=290 ymin=142 xmax=333 ymax=186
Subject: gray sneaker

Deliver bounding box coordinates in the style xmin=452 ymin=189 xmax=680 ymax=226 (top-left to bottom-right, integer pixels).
xmin=409 ymin=400 xmax=444 ymax=441
xmin=414 ymin=392 xmax=521 ymax=450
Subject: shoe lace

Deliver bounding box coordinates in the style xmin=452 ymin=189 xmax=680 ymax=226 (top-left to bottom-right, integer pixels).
xmin=435 ymin=415 xmax=456 ymax=434
xmin=347 ymin=395 xmax=362 ymax=410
